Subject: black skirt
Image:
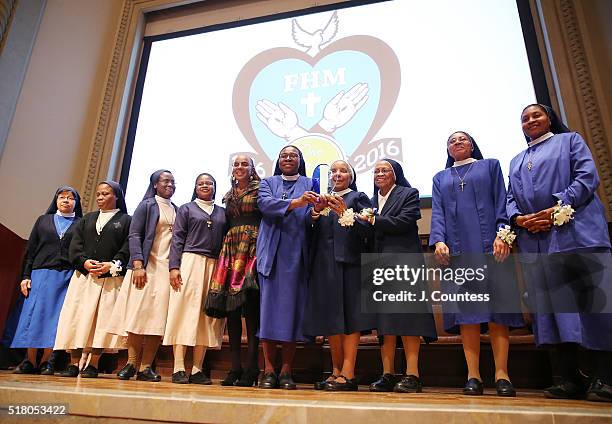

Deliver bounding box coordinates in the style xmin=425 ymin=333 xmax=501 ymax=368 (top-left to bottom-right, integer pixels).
xmin=303 ymin=257 xmax=375 ymax=336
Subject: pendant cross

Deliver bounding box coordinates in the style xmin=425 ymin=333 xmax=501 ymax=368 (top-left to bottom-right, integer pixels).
xmin=459 ymin=181 xmax=465 ymax=191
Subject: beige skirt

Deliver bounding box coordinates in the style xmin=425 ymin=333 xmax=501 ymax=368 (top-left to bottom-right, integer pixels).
xmin=106 ymin=261 xmax=171 ymax=336
xmin=162 ymin=252 xmax=225 ymax=347
xmin=54 ymin=271 xmax=127 ymax=350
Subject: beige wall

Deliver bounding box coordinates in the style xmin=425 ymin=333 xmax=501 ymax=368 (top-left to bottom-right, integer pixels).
xmin=581 ymin=0 xmax=612 ymax=133
xmin=582 ymin=0 xmax=612 ymax=108
xmin=0 ymin=0 xmax=123 ymax=238
xmin=0 ymin=0 xmax=610 ymax=239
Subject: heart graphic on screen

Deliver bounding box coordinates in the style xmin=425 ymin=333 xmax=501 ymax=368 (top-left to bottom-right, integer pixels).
xmin=233 ymin=36 xmax=401 ymax=176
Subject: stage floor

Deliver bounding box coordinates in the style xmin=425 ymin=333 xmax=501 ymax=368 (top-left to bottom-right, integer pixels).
xmin=0 ymin=372 xmax=611 ymax=423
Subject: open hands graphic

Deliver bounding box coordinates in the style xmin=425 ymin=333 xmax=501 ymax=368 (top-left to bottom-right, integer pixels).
xmin=255 ymin=100 xmax=308 ymax=141
xmin=255 ymin=82 xmax=369 ymax=142
xmin=319 ymin=83 xmax=369 ymax=133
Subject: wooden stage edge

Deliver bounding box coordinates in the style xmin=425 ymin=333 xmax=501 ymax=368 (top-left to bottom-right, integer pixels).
xmin=0 ymin=373 xmax=611 ymax=423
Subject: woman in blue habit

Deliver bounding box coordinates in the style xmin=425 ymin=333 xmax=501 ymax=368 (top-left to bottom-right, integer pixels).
xmin=256 ymin=145 xmax=318 ymax=390
xmin=508 ymin=104 xmax=612 ymax=402
xmin=430 ymin=131 xmax=523 ymax=396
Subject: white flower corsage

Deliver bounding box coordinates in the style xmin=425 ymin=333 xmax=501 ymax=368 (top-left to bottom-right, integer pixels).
xmin=338 ymin=208 xmax=355 ymax=227
xmin=319 ymin=207 xmax=331 ymax=216
xmin=109 ymin=260 xmax=123 ymax=277
xmin=360 ymin=208 xmax=376 ymax=220
xmin=496 ymin=225 xmax=516 ymax=247
xmin=552 ymin=200 xmax=575 ymax=226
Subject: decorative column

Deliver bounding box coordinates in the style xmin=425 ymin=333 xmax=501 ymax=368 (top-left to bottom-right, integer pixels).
xmin=0 ymin=0 xmax=17 ymax=54
xmin=537 ymin=0 xmax=612 ymax=217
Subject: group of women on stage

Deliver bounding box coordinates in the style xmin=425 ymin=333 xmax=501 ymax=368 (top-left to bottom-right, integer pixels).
xmin=8 ymin=104 xmax=612 ymax=401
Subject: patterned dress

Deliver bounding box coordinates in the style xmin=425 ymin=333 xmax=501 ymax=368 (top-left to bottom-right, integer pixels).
xmin=205 ymin=180 xmax=261 ymax=317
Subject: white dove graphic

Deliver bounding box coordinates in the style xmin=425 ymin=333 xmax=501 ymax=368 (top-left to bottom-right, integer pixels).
xmin=291 ymin=11 xmax=339 ymax=57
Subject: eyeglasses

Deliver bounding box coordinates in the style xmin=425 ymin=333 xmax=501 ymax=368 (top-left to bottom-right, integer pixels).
xmin=57 ymin=195 xmax=75 ymax=201
xmin=373 ymin=168 xmax=393 ymax=175
xmin=448 ymin=135 xmax=470 ymax=145
xmin=279 ymin=153 xmax=299 ymax=160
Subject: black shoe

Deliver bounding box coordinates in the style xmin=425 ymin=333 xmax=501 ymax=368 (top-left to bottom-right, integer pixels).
xmin=325 ymin=375 xmax=358 ymax=392
xmin=189 ymin=371 xmax=212 ymax=385
xmin=259 ymin=372 xmax=279 ymax=389
xmin=370 ymin=373 xmax=397 ymax=392
xmin=221 ymin=369 xmax=242 ymax=386
xmin=80 ymin=365 xmax=98 ymax=378
xmin=137 ymin=367 xmax=161 ymax=382
xmin=13 ymin=360 xmax=37 ymax=374
xmin=544 ymin=379 xmax=587 ymax=399
xmin=117 ymin=363 xmax=136 ymax=380
xmin=496 ymin=379 xmax=516 ymax=397
xmin=235 ymin=368 xmax=260 ymax=387
xmin=58 ymin=364 xmax=79 ymax=377
xmin=278 ymin=372 xmax=297 ymax=390
xmin=172 ymin=370 xmax=189 ymax=384
xmin=314 ymin=374 xmax=337 ymax=390
xmin=394 ymin=375 xmax=422 ymax=393
xmin=586 ymin=379 xmax=612 ymax=402
xmin=463 ymin=378 xmax=484 ymax=396
xmin=39 ymin=361 xmax=54 ymax=376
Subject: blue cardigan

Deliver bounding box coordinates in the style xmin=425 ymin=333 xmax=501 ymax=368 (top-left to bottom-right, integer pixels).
xmin=256 ymin=175 xmax=314 ymax=278
xmin=128 ymin=197 xmax=178 ymax=268
xmin=169 ymin=202 xmax=227 ymax=270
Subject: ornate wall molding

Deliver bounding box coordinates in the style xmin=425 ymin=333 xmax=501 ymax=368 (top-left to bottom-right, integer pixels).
xmin=80 ymin=0 xmax=216 ymax=210
xmin=80 ymin=0 xmax=208 ymax=210
xmin=559 ymin=0 xmax=612 ymax=215
xmin=0 ymin=0 xmax=17 ymax=54
xmin=537 ymin=0 xmax=612 ymax=217
xmin=80 ymin=0 xmax=137 ymax=210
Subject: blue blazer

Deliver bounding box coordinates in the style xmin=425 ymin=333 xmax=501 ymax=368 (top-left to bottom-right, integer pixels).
xmin=371 ymin=185 xmax=422 ymax=253
xmin=307 ymin=190 xmax=372 ymax=265
xmin=128 ymin=197 xmax=178 ymax=268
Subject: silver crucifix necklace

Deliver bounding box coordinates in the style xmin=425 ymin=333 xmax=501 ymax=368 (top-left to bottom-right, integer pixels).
xmin=453 ymin=162 xmax=475 ymax=192
xmin=527 ymin=148 xmax=537 ymax=171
